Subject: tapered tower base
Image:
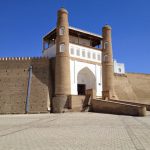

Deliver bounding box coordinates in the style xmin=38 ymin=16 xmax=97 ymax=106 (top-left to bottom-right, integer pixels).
xmin=52 ymin=95 xmax=68 ymax=113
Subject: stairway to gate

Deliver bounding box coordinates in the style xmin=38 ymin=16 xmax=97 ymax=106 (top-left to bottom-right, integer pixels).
xmin=69 ymin=95 xmax=91 ymax=112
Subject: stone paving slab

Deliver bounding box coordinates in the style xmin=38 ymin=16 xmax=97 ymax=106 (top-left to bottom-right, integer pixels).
xmin=0 ymin=112 xmax=150 ymax=150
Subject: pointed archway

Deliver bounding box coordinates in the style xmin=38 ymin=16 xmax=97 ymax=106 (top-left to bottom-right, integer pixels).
xmin=77 ymin=67 xmax=96 ymax=95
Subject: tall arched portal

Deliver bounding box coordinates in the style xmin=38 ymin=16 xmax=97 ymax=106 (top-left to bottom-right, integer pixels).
xmin=77 ymin=67 xmax=96 ymax=95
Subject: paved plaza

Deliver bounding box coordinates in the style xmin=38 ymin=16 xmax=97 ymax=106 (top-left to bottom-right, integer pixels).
xmin=0 ymin=112 xmax=150 ymax=150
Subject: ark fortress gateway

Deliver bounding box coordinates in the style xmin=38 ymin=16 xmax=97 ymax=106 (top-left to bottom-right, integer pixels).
xmin=43 ymin=8 xmax=125 ymax=99
xmin=1 ymin=7 xmax=141 ymax=115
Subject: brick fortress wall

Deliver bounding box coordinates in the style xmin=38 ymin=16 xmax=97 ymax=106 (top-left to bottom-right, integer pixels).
xmin=114 ymin=73 xmax=150 ymax=104
xmin=0 ymin=57 xmax=52 ymax=114
xmin=0 ymin=55 xmax=150 ymax=114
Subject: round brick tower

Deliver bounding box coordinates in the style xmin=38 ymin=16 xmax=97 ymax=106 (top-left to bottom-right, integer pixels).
xmin=102 ymin=25 xmax=117 ymax=100
xmin=52 ymin=8 xmax=71 ymax=113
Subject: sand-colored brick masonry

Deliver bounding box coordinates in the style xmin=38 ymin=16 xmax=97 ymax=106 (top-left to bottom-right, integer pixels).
xmin=114 ymin=73 xmax=150 ymax=104
xmin=0 ymin=57 xmax=52 ymax=114
xmin=0 ymin=56 xmax=150 ymax=114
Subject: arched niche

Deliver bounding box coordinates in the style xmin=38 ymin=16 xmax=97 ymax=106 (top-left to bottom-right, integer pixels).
xmin=77 ymin=67 xmax=96 ymax=95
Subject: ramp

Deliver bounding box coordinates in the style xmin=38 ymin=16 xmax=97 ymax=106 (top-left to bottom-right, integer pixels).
xmin=91 ymin=99 xmax=146 ymax=116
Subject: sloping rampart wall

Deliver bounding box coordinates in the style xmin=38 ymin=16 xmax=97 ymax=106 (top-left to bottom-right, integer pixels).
xmin=114 ymin=73 xmax=150 ymax=104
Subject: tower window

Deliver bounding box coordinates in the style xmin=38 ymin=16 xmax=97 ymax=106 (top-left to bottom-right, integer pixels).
xmin=76 ymin=49 xmax=80 ymax=56
xmin=97 ymin=54 xmax=101 ymax=61
xmin=59 ymin=44 xmax=65 ymax=52
xmin=59 ymin=26 xmax=65 ymax=35
xmin=104 ymin=42 xmax=109 ymax=49
xmin=71 ymin=47 xmax=74 ymax=55
xmin=103 ymin=55 xmax=108 ymax=62
xmin=82 ymin=50 xmax=85 ymax=57
xmin=118 ymin=68 xmax=122 ymax=72
xmin=87 ymin=52 xmax=91 ymax=58
xmin=93 ymin=53 xmax=96 ymax=59
xmin=44 ymin=42 xmax=49 ymax=49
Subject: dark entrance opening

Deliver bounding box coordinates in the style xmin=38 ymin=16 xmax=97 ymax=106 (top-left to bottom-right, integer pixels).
xmin=77 ymin=84 xmax=86 ymax=95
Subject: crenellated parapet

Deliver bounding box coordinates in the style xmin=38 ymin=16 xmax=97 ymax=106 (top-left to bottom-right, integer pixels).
xmin=0 ymin=56 xmax=50 ymax=61
xmin=0 ymin=56 xmax=51 ymax=72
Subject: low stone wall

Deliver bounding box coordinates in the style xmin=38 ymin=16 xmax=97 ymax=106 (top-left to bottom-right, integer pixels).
xmin=110 ymin=99 xmax=150 ymax=111
xmin=91 ymin=99 xmax=146 ymax=116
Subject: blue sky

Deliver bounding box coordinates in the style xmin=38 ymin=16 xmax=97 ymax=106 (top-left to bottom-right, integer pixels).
xmin=0 ymin=0 xmax=150 ymax=73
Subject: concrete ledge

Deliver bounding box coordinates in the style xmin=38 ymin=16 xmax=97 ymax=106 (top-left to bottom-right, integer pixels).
xmin=91 ymin=99 xmax=146 ymax=116
xmin=110 ymin=99 xmax=150 ymax=111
